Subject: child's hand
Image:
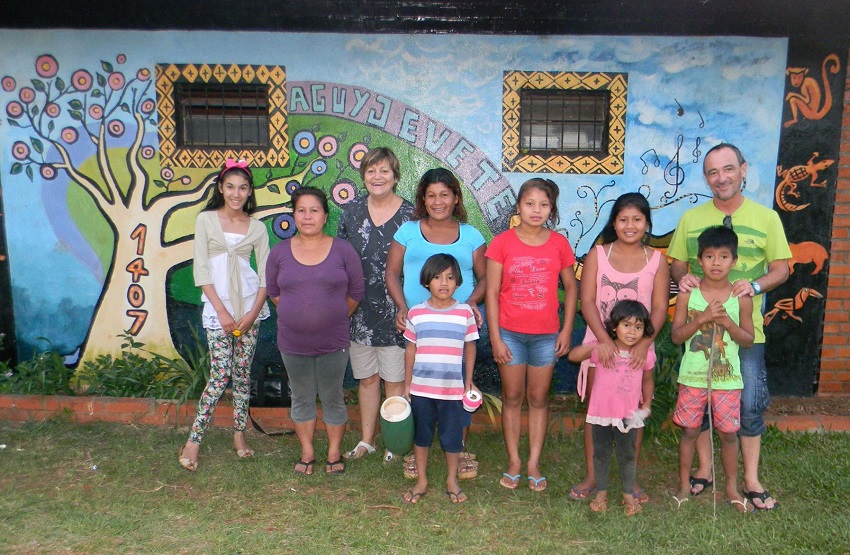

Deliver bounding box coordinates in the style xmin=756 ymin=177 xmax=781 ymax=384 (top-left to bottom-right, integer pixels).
xmin=699 ymin=299 xmax=728 ymax=324
xmin=555 ymin=328 xmax=571 ymax=357
xmin=491 ymin=338 xmax=513 ymax=365
xmin=596 ymin=339 xmax=618 ymax=369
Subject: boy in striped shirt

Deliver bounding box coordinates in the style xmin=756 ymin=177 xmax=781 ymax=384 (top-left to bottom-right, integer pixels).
xmin=402 ymin=254 xmax=480 ymax=505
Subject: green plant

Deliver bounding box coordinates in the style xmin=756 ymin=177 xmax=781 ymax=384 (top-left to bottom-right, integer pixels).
xmin=646 ymin=318 xmax=683 ymax=436
xmin=0 ymin=339 xmax=75 ymax=395
xmin=480 ymin=391 xmax=503 ymax=425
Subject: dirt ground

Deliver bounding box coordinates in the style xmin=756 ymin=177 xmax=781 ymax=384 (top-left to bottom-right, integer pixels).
xmin=766 ymin=395 xmax=850 ymax=417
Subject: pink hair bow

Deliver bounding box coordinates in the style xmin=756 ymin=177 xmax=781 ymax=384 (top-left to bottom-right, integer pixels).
xmin=219 ymin=158 xmax=249 ymax=180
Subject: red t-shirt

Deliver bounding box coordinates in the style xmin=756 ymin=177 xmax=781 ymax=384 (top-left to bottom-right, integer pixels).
xmin=485 ymin=228 xmax=576 ymax=334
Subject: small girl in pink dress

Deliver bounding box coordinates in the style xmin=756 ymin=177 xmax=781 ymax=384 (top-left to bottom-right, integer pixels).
xmin=569 ymin=300 xmax=655 ymax=516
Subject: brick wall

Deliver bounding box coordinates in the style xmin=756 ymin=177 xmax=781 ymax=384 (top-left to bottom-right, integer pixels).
xmin=820 ymin=43 xmax=850 ymax=395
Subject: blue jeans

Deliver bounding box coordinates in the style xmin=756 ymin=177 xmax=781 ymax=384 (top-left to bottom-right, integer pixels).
xmin=499 ymin=328 xmax=558 ymax=367
xmin=738 ymin=344 xmax=770 ymax=437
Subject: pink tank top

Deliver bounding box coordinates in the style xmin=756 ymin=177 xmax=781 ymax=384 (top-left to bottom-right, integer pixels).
xmin=577 ymin=244 xmax=661 ymax=399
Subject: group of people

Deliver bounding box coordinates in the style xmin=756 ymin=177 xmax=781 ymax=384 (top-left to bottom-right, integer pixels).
xmin=177 ymin=142 xmax=789 ymax=513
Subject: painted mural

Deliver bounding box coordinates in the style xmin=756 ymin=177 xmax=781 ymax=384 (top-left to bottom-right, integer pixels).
xmin=1 ymin=30 xmax=839 ymax=394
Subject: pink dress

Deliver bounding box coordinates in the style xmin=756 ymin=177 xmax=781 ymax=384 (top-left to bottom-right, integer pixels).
xmin=586 ymin=344 xmax=656 ymax=431
xmin=577 ymin=244 xmax=662 ymax=399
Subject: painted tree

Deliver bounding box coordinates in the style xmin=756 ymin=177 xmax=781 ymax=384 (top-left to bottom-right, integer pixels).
xmin=3 ymin=54 xmax=294 ymax=364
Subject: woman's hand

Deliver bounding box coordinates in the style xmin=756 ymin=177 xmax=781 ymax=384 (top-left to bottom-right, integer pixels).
xmin=395 ymin=308 xmax=408 ymax=333
xmin=595 ymin=338 xmax=618 ymax=369
xmin=490 ymin=337 xmax=513 ymax=365
xmin=469 ymin=304 xmax=483 ymax=329
xmin=628 ymin=340 xmax=651 ymax=371
xmin=217 ymin=307 xmax=237 ymax=335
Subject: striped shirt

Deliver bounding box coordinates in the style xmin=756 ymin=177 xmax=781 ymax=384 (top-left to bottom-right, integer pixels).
xmin=404 ymin=301 xmax=479 ymax=400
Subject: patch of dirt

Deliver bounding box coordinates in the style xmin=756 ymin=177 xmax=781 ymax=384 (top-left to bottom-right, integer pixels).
xmin=765 ymin=396 xmax=850 ymax=417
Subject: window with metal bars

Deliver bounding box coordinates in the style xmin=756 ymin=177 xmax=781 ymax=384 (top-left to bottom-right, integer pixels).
xmin=174 ymin=83 xmax=270 ymax=148
xmin=519 ymin=89 xmax=610 ymax=157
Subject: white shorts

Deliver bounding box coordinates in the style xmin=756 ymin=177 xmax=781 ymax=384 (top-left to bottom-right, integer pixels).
xmin=349 ymin=342 xmax=405 ymax=382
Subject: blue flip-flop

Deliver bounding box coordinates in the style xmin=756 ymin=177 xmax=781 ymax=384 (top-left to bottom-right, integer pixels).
xmin=528 ymin=476 xmax=547 ymax=492
xmin=499 ymin=472 xmax=521 ymax=489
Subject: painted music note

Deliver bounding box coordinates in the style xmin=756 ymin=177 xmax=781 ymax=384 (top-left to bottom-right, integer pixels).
xmin=692 ymin=137 xmax=702 ymax=164
xmin=665 ymin=134 xmax=685 ymax=187
xmin=639 ymin=149 xmax=660 ymax=175
xmin=675 ymin=98 xmax=685 ymax=116
xmin=698 ymin=110 xmax=705 ymax=128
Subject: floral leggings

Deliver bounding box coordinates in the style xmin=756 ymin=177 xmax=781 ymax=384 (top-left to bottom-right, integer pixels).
xmin=189 ymin=321 xmax=260 ymax=444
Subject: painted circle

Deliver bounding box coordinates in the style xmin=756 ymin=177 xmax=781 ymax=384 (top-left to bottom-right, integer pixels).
xmin=161 ymin=167 xmax=174 ymax=180
xmin=141 ymin=99 xmax=155 ymax=114
xmin=318 ymin=136 xmax=339 ymax=158
xmin=12 ymin=141 xmax=29 ymax=160
xmin=19 ymin=87 xmax=36 ymax=104
xmin=332 ymin=180 xmax=356 ymax=206
xmin=40 ymin=165 xmax=57 ymax=180
xmin=273 ymin=213 xmax=297 ymax=240
xmin=1 ymin=76 xmax=16 ymax=92
xmin=6 ymin=101 xmax=23 ymax=118
xmin=108 ymin=72 xmax=125 ymax=91
xmin=285 ymin=179 xmax=300 ymax=195
xmin=310 ymin=159 xmax=327 ymax=175
xmin=107 ymin=119 xmax=125 ymax=137
xmin=35 ymin=55 xmax=59 ymax=78
xmin=89 ymin=105 xmax=103 ymax=119
xmin=141 ymin=145 xmax=155 ymax=159
xmin=61 ymin=127 xmax=79 ymax=144
xmin=293 ymin=130 xmax=316 ymax=156
xmin=45 ymin=103 xmax=61 ymax=118
xmin=116 ymin=54 xmax=127 ymax=64
xmin=349 ymin=143 xmax=369 ymax=169
xmin=71 ymin=70 xmax=93 ymax=91
xmin=137 ymin=68 xmax=151 ymax=81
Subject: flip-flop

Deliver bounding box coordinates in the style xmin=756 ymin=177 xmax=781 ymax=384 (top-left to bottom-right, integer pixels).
xmin=569 ymin=484 xmax=594 ymax=500
xmin=689 ymin=476 xmax=713 ymax=496
xmin=528 ymin=476 xmax=547 ymax=492
xmin=446 ymin=489 xmax=466 ymax=504
xmin=325 ymin=459 xmax=346 ymax=475
xmin=344 ymin=440 xmax=376 ymax=460
xmin=402 ymin=489 xmax=426 ymax=504
xmin=294 ymin=459 xmax=315 ymax=476
xmin=235 ymin=448 xmax=254 ymax=459
xmin=633 ymin=488 xmax=649 ymax=504
xmin=727 ymin=498 xmax=751 ymax=514
xmin=743 ymin=489 xmax=779 ymax=511
xmin=673 ymin=495 xmax=689 ymax=508
xmin=499 ymin=473 xmax=521 ymax=489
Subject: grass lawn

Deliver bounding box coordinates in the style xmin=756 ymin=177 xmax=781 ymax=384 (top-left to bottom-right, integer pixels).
xmin=1 ymin=418 xmax=849 ymax=554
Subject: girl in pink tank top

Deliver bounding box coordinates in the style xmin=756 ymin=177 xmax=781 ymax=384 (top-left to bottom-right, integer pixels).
xmin=569 ymin=193 xmax=670 ymax=503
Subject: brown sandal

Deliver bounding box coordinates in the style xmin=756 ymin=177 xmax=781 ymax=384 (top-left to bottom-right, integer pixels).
xmin=589 ymin=497 xmax=608 ymax=512
xmin=178 ymin=445 xmax=197 ymax=472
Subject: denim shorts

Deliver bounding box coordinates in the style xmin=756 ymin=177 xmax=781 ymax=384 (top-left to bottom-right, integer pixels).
xmin=499 ymin=328 xmax=558 ymax=367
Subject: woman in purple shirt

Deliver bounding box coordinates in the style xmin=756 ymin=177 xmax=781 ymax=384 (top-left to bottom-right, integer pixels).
xmin=266 ymin=187 xmax=364 ymax=476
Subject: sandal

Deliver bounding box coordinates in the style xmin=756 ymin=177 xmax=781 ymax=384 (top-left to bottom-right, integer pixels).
xmin=294 ymin=459 xmax=315 ymax=476
xmin=178 ymin=445 xmax=197 ymax=472
xmin=589 ymin=497 xmax=608 ymax=512
xmin=743 ymin=489 xmax=779 ymax=511
xmin=728 ymin=498 xmax=751 ymax=514
xmin=689 ymin=476 xmax=713 ymax=496
xmin=528 ymin=476 xmax=547 ymax=492
xmin=633 ymin=488 xmax=649 ymax=504
xmin=499 ymin=473 xmax=521 ymax=490
xmin=402 ymin=489 xmax=426 ymax=504
xmin=623 ymin=500 xmax=643 ymax=516
xmin=457 ymin=459 xmax=479 ymax=480
xmin=673 ymin=494 xmax=689 ymax=508
xmin=235 ymin=448 xmax=254 ymax=459
xmin=569 ymin=484 xmax=595 ymax=500
xmin=325 ymin=459 xmax=346 ymax=475
xmin=403 ymin=460 xmax=418 ymax=480
xmin=344 ymin=441 xmax=376 ymax=460
xmin=460 ymin=450 xmax=476 ymax=461
xmin=446 ymin=489 xmax=467 ymax=504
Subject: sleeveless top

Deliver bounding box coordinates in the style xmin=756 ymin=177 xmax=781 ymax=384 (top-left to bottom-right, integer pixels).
xmin=578 ymin=244 xmax=662 ymax=399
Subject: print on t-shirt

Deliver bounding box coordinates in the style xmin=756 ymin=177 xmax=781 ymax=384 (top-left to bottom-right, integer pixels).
xmin=507 ymin=256 xmax=552 ymax=311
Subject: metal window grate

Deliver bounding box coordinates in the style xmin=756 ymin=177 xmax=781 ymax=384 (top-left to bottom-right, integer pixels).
xmin=174 ymin=83 xmax=270 ymax=148
xmin=519 ymin=89 xmax=610 ymax=156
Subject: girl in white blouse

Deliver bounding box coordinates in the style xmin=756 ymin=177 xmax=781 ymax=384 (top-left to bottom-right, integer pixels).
xmin=179 ymin=160 xmax=270 ymax=472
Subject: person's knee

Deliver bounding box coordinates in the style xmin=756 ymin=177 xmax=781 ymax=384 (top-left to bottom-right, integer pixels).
xmin=359 ymin=373 xmax=380 ymax=387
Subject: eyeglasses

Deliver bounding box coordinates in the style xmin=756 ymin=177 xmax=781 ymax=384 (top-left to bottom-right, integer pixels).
xmin=722 ymin=214 xmax=733 ymax=230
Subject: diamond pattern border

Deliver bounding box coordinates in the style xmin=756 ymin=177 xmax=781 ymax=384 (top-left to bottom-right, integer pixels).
xmin=156 ymin=63 xmax=289 ymax=168
xmin=502 ymin=71 xmax=627 ymax=174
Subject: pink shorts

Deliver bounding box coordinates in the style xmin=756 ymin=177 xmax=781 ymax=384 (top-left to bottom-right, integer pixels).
xmin=673 ymin=385 xmax=741 ymax=434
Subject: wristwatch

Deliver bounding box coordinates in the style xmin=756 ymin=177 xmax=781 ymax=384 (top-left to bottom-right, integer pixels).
xmin=750 ymin=281 xmax=762 ymax=295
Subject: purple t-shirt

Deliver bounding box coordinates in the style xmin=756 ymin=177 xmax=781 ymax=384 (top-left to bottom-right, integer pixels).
xmin=266 ymin=237 xmax=365 ymax=356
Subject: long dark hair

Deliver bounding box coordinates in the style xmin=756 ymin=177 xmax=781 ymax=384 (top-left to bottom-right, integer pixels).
xmin=203 ymin=166 xmax=257 ymax=214
xmin=413 ymin=168 xmax=467 ymax=222
xmin=600 ymin=192 xmax=652 ymax=244
xmin=604 ymin=299 xmax=655 ymax=339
